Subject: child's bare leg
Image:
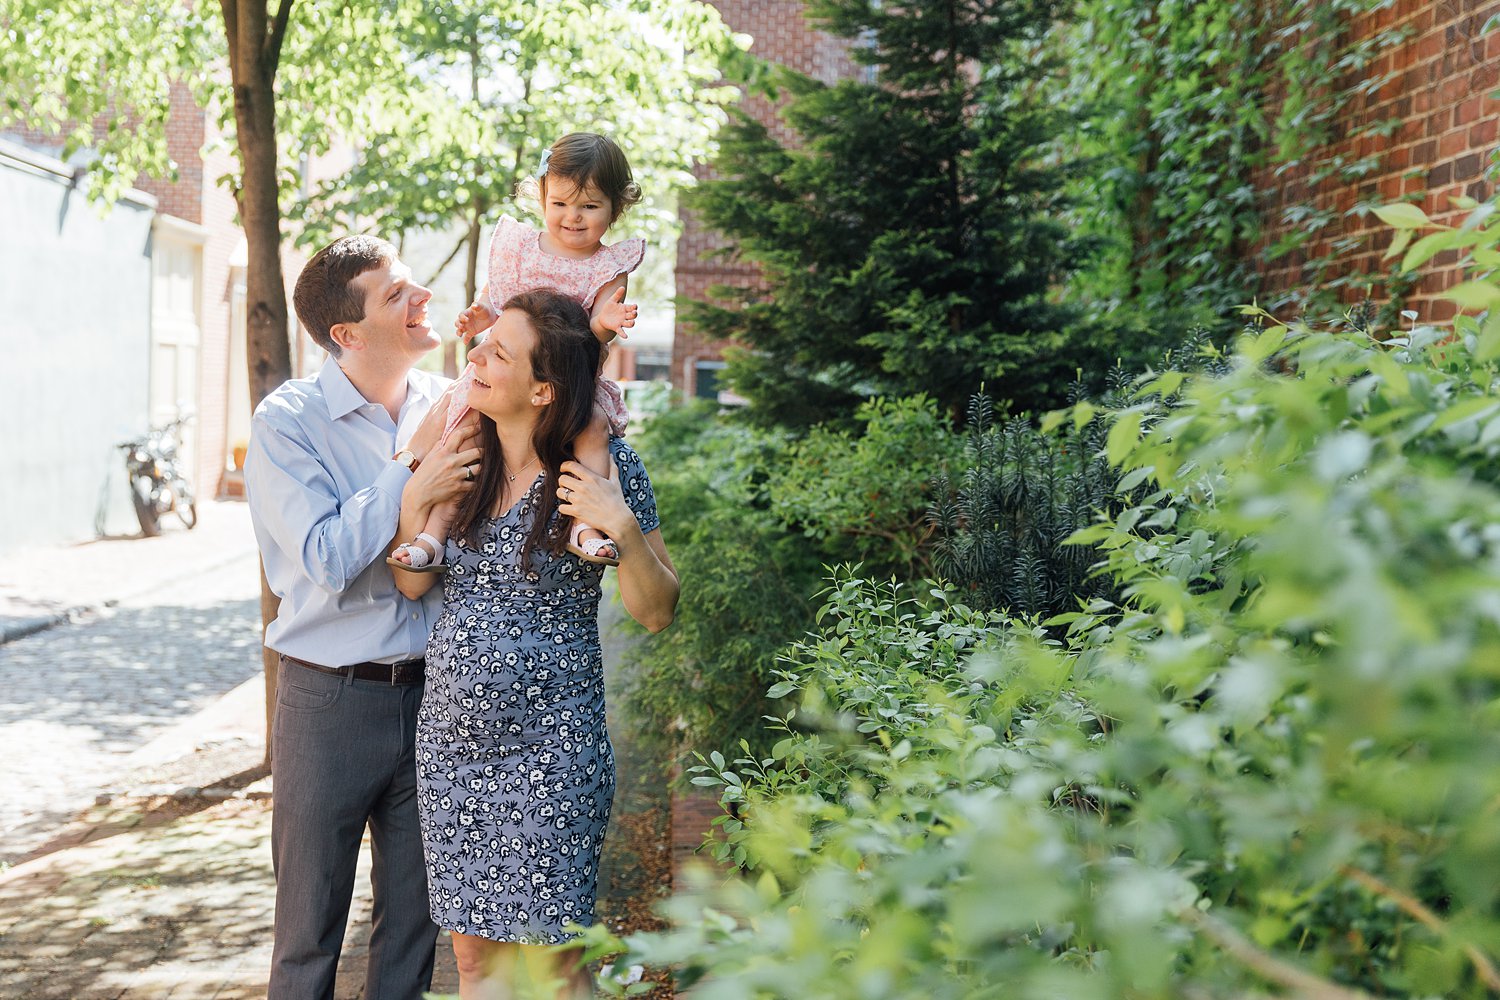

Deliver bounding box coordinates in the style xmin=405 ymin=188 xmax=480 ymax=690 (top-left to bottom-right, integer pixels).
xmin=570 ymin=409 xmax=617 ymax=561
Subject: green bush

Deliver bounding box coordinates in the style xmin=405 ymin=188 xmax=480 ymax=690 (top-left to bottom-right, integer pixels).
xmin=586 ymin=201 xmax=1500 ymax=996
xmin=930 ymin=390 xmax=1122 ymax=617
xmin=620 ymin=403 xmax=825 ymax=761
xmin=930 ymin=336 xmax=1228 ymax=618
xmin=626 ymin=397 xmax=967 ymax=760
xmin=767 ymin=395 xmax=964 ymax=580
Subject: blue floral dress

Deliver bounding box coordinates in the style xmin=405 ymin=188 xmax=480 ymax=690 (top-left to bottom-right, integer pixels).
xmin=416 ymin=439 xmax=659 ymax=943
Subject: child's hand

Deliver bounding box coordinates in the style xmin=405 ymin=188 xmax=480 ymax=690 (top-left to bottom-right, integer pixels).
xmin=455 ymin=301 xmax=497 ymax=342
xmin=592 ymin=286 xmax=637 ymax=342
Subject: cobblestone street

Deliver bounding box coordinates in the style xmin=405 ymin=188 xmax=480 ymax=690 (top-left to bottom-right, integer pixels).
xmin=0 ymin=503 xmax=264 ymax=865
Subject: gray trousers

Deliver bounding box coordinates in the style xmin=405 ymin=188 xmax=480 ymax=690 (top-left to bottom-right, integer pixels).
xmin=268 ymin=658 xmax=438 ymax=1000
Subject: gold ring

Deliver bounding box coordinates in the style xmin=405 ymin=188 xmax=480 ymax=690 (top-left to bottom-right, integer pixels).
xmin=464 ymin=466 xmax=474 ymax=481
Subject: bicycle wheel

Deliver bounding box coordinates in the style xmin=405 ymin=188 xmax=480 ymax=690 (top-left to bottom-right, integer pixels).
xmin=131 ymin=475 xmax=162 ymax=537
xmin=173 ymin=478 xmax=198 ymax=529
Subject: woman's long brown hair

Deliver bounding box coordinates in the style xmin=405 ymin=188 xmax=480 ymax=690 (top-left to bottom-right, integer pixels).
xmin=447 ymin=289 xmax=603 ymax=570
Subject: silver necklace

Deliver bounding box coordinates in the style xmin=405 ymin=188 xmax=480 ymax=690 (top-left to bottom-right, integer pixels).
xmin=505 ymin=455 xmax=540 ymax=483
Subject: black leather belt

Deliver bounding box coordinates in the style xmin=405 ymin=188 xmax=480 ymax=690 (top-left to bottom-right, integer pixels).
xmin=280 ymin=653 xmax=425 ymax=685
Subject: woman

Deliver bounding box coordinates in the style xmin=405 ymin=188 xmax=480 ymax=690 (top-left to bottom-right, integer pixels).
xmin=393 ymin=289 xmax=678 ymax=998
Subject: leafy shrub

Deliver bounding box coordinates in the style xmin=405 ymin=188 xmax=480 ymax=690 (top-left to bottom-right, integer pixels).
xmin=586 ymin=209 xmax=1500 ymax=997
xmin=626 ymin=396 xmax=968 ymax=759
xmin=766 ymin=395 xmax=964 ymax=579
xmin=929 ymin=390 xmax=1121 ymax=617
xmin=620 ymin=403 xmax=825 ymax=761
xmin=930 ymin=335 xmax=1227 ymax=618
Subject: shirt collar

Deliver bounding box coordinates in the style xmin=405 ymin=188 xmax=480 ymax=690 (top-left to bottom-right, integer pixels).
xmin=405 ymin=366 xmax=443 ymax=406
xmin=318 ymin=357 xmax=442 ymax=422
xmin=316 ymin=358 xmax=368 ymax=421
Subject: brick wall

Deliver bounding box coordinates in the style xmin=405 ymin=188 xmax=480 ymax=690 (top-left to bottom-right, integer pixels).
xmin=671 ymin=1 xmax=859 ymax=396
xmin=134 ymin=82 xmax=206 ymax=224
xmin=681 ymin=1 xmax=1500 ymax=362
xmin=1255 ymin=0 xmax=1500 ymax=322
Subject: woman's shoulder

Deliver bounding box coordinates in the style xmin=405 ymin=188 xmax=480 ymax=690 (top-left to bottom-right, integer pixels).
xmin=609 ymin=434 xmax=645 ymax=466
xmin=610 ymin=436 xmax=655 ymax=488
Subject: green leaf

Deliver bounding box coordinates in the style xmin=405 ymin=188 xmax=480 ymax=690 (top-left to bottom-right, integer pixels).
xmin=1372 ymin=202 xmax=1434 ymax=229
xmin=1402 ymin=231 xmax=1455 ymax=272
xmin=1430 ymin=396 xmax=1500 ymax=431
xmin=1073 ymin=400 xmax=1098 ymax=430
xmin=766 ymin=680 xmax=799 ymax=699
xmin=1471 ymin=248 xmax=1500 ymax=268
xmin=1106 ymin=412 xmax=1144 ymax=466
xmin=1445 ymin=281 xmax=1500 ymax=311
xmin=1243 ymin=325 xmax=1289 ymax=364
xmin=1383 ymin=227 xmax=1413 ymax=261
xmin=1477 ymin=307 xmax=1500 ymax=362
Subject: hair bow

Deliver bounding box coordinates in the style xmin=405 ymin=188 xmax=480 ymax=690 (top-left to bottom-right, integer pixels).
xmin=538 ymin=148 xmax=552 ymax=178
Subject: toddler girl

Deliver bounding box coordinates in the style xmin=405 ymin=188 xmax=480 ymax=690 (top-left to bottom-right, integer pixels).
xmin=390 ymin=131 xmax=645 ymax=570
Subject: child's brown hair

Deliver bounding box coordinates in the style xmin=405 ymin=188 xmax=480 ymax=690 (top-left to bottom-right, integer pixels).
xmin=527 ymin=132 xmax=641 ymax=222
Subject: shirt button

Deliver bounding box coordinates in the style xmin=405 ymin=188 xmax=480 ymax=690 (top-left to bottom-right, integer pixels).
xmin=411 ymin=612 xmax=418 ymax=620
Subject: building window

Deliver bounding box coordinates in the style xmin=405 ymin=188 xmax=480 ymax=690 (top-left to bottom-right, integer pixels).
xmin=635 ymin=349 xmax=672 ymax=383
xmin=694 ymin=360 xmax=726 ymax=401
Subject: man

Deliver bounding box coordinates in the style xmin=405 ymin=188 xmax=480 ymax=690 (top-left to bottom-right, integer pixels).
xmin=245 ymin=235 xmax=481 ymax=999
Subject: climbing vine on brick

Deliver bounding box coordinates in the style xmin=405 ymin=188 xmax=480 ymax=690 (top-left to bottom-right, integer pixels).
xmin=1064 ymin=0 xmax=1405 ymax=330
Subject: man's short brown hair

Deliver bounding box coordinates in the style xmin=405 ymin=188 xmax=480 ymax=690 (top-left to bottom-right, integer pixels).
xmin=293 ymin=235 xmax=397 ymax=357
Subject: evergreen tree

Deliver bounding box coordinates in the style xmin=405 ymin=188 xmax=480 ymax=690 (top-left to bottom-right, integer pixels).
xmin=687 ymin=0 xmax=1101 ymax=428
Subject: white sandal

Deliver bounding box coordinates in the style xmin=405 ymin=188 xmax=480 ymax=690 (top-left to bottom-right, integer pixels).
xmin=565 ymin=463 xmax=621 ymax=566
xmin=566 ymin=522 xmax=620 ymax=566
xmin=386 ymin=531 xmax=447 ymax=573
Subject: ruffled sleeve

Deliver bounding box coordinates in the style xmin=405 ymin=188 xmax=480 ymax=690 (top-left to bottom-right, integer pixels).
xmin=485 ymin=216 xmax=531 ymax=313
xmin=582 ymin=237 xmax=647 ymax=309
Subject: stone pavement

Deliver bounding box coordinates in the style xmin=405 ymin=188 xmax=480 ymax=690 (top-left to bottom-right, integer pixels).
xmin=0 ymin=501 xmax=266 ymax=861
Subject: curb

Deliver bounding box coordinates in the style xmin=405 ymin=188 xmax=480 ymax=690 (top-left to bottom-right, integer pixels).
xmin=0 ymin=612 xmax=70 ymax=645
xmin=0 ymin=547 xmax=257 ymax=648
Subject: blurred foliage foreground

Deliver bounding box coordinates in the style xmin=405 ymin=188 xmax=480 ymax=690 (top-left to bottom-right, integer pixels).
xmin=581 ymin=199 xmax=1500 ymax=998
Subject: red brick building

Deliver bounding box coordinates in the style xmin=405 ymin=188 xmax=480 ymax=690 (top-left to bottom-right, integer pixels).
xmin=1256 ymin=0 xmax=1500 ymax=322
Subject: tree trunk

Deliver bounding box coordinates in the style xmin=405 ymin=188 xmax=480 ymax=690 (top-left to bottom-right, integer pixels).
xmin=221 ymin=0 xmax=294 ymax=764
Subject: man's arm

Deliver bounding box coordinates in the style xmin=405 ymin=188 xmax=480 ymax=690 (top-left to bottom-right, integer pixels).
xmin=245 ymin=408 xmax=413 ymax=594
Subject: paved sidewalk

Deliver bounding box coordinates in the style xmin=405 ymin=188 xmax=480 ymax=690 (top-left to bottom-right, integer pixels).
xmin=0 ymin=502 xmax=267 ymax=862
xmin=0 ymin=498 xmax=261 ymax=645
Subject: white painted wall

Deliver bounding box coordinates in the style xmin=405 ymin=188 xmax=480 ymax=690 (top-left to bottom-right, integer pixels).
xmin=0 ymin=138 xmax=155 ymax=544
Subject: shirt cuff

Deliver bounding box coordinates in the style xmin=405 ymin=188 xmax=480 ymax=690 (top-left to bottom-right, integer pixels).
xmin=372 ymin=458 xmax=414 ymax=501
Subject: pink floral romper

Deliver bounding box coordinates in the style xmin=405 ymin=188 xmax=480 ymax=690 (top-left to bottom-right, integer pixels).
xmin=442 ymin=215 xmax=646 ymax=443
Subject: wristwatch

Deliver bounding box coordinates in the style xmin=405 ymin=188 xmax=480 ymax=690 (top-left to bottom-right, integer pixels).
xmin=393 ymin=449 xmax=420 ymax=472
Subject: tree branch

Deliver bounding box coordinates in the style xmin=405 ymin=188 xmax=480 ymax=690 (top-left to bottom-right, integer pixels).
xmin=267 ymin=0 xmax=294 ymax=72
xmin=1177 ymin=906 xmax=1375 ymax=1000
xmin=425 ymin=230 xmax=472 ymax=288
xmin=1339 ymin=865 xmax=1500 ymax=993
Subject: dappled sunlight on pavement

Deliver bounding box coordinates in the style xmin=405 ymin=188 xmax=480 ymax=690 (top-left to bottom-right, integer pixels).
xmin=0 ymin=783 xmax=461 ymax=999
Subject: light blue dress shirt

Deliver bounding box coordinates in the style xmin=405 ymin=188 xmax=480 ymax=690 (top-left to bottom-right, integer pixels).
xmin=245 ymin=358 xmax=449 ymax=665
